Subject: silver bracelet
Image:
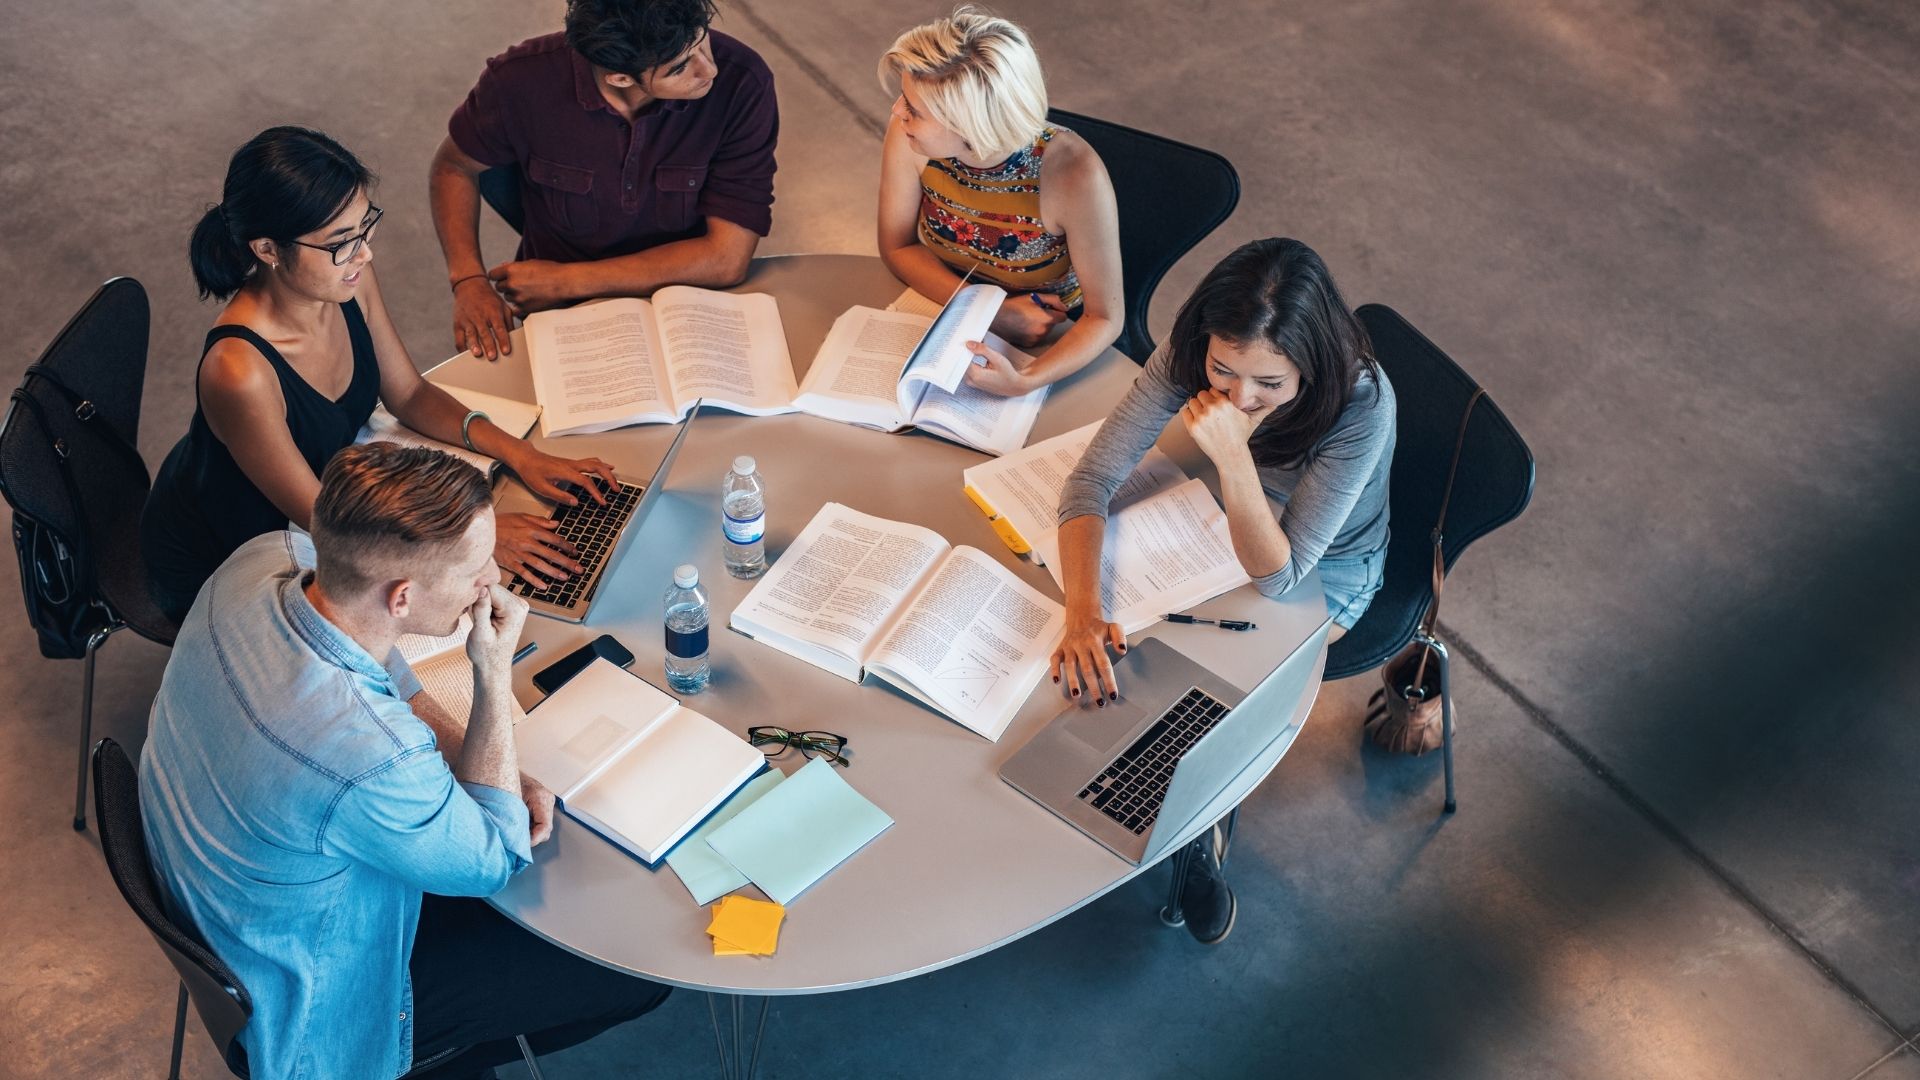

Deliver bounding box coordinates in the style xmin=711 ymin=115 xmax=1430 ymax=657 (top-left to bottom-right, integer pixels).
xmin=461 ymin=409 xmax=490 ymax=452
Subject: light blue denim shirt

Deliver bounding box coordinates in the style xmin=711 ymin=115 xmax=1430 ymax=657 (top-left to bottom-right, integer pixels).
xmin=139 ymin=532 xmax=531 ymax=1079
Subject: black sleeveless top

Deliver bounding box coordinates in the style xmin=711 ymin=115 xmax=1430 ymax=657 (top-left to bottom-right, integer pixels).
xmin=141 ymin=300 xmax=382 ymax=616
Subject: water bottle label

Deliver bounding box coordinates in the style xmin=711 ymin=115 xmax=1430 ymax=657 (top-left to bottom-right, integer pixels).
xmin=666 ymin=624 xmax=708 ymax=658
xmin=722 ymin=511 xmax=764 ymax=545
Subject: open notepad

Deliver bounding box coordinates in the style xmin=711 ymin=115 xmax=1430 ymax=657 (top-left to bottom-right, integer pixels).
xmin=515 ymin=659 xmax=765 ymax=865
xmin=962 ymin=420 xmax=1188 ymax=561
xmin=396 ymin=615 xmax=528 ymax=727
xmin=1031 ymin=478 xmax=1253 ymax=634
xmin=730 ymin=503 xmax=1066 ymax=741
xmin=793 ymin=282 xmax=1046 ymax=456
xmin=356 ymin=384 xmax=542 ymax=476
xmin=524 ymin=287 xmax=799 ymax=436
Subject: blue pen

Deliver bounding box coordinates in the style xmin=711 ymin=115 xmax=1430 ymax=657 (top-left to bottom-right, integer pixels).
xmin=1030 ymin=292 xmax=1048 ymax=308
xmin=512 ymin=642 xmax=538 ymax=664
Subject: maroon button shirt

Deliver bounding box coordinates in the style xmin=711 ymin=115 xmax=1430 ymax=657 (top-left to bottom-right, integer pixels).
xmin=449 ymin=31 xmax=778 ymax=263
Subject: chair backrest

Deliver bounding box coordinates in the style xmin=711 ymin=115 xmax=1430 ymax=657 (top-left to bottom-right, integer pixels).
xmin=1046 ymin=109 xmax=1240 ymax=364
xmin=0 ymin=278 xmax=176 ymax=646
xmin=1322 ymin=305 xmax=1536 ymax=679
xmin=478 ymin=166 xmax=525 ymax=235
xmin=92 ymin=738 xmax=254 ymax=1067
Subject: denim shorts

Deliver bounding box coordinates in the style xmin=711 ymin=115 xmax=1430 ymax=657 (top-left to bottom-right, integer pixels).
xmin=1318 ymin=547 xmax=1386 ymax=630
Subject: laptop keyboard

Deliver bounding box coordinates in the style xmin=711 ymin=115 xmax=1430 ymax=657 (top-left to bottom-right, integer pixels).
xmin=1076 ymin=687 xmax=1232 ymax=836
xmin=509 ymin=479 xmax=642 ymax=614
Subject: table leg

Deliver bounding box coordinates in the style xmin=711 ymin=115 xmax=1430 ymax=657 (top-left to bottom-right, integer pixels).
xmin=705 ymin=992 xmax=771 ymax=1080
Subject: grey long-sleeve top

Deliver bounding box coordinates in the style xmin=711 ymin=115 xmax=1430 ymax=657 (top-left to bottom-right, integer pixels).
xmin=1056 ymin=348 xmax=1396 ymax=597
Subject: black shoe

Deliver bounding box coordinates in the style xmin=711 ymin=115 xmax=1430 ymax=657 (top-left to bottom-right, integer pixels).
xmin=1179 ymin=826 xmax=1237 ymax=945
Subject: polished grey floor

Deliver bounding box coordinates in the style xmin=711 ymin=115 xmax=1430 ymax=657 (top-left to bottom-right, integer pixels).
xmin=3 ymin=1 xmax=1918 ymax=1077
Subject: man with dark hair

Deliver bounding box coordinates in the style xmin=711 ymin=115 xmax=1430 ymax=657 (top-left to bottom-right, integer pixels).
xmin=431 ymin=0 xmax=780 ymax=359
xmin=140 ymin=444 xmax=669 ymax=1079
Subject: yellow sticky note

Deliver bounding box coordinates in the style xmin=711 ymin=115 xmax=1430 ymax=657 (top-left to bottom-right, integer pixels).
xmin=706 ymin=895 xmax=785 ymax=955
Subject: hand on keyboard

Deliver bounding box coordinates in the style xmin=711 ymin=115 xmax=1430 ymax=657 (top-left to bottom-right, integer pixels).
xmin=494 ymin=512 xmax=580 ymax=586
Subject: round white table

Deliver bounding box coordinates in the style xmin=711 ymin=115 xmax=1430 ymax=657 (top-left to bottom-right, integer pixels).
xmin=430 ymin=254 xmax=1328 ymax=1076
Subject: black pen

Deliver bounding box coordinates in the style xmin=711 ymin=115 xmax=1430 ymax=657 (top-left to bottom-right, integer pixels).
xmin=1164 ymin=613 xmax=1257 ymax=631
xmin=512 ymin=642 xmax=539 ymax=664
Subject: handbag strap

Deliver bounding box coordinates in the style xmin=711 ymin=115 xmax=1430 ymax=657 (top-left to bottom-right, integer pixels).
xmin=1418 ymin=387 xmax=1487 ymax=640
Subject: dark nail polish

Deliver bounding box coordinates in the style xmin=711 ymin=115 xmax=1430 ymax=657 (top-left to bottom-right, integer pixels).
xmin=1052 ymin=675 xmax=1059 ymax=683
xmin=1097 ymin=698 xmax=1105 ymax=708
xmin=1071 ymin=688 xmax=1080 ymax=697
xmin=1109 ymin=692 xmax=1118 ymax=701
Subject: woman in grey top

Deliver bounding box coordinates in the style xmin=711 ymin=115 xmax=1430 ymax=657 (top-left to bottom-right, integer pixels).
xmin=1052 ymin=238 xmax=1395 ymax=701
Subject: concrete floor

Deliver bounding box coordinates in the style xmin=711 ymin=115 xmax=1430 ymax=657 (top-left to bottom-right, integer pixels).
xmin=3 ymin=0 xmax=1917 ymax=1076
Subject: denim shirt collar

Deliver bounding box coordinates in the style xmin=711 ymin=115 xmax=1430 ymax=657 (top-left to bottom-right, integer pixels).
xmin=279 ymin=572 xmax=392 ymax=684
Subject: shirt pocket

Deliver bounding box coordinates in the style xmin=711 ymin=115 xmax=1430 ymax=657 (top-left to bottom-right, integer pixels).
xmin=652 ymin=164 xmax=707 ymax=233
xmin=527 ymin=156 xmax=599 ymax=235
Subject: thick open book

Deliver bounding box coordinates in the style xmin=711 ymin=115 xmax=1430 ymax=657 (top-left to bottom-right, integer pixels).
xmin=397 ymin=615 xmax=529 ymax=727
xmin=514 ymin=658 xmax=766 ymax=865
xmin=356 ymin=384 xmax=542 ymax=476
xmin=962 ymin=420 xmax=1188 ymax=561
xmin=1031 ymin=478 xmax=1253 ymax=635
xmin=524 ymin=287 xmax=799 ymax=436
xmin=794 ymin=300 xmax=1046 ymax=456
xmin=729 ymin=503 xmax=1066 ymax=742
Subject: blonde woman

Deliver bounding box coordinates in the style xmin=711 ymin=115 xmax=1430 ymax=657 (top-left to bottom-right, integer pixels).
xmin=877 ymin=6 xmax=1122 ymax=396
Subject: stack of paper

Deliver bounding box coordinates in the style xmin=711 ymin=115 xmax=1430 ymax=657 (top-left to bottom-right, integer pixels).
xmin=707 ymin=895 xmax=785 ymax=956
xmin=665 ymin=770 xmax=787 ymax=904
xmin=356 ymin=383 xmax=543 ymax=474
xmin=698 ymin=757 xmax=894 ymax=906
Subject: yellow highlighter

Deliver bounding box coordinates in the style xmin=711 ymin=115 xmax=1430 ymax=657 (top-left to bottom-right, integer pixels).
xmin=963 ymin=484 xmax=1033 ymax=555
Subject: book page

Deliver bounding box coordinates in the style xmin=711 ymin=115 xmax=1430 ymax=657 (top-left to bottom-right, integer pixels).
xmin=908 ymin=335 xmax=1046 ymax=456
xmin=653 ymin=287 xmax=798 ymax=416
xmin=515 ymin=659 xmax=677 ymax=798
xmin=441 ymin=384 xmax=541 ymax=439
xmin=730 ymin=503 xmax=949 ymax=671
xmin=524 ymin=300 xmax=673 ymax=436
xmin=885 ymin=286 xmax=946 ymax=319
xmin=962 ymin=420 xmax=1187 ymax=557
xmin=900 ymin=283 xmax=1005 ymax=398
xmin=868 ymin=546 xmax=1066 ymax=741
xmin=792 ymin=306 xmax=927 ymax=429
xmin=411 ymin=649 xmax=529 ymax=732
xmin=1034 ymin=478 xmax=1253 ymax=635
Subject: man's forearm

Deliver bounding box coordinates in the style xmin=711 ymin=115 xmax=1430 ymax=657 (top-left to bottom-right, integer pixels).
xmin=570 ymin=231 xmax=755 ymax=299
xmin=454 ymin=675 xmax=518 ymax=793
xmin=429 ymin=160 xmax=490 ymax=282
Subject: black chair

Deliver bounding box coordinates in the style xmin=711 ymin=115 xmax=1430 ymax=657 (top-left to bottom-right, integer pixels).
xmin=478 ymin=165 xmax=525 ymax=235
xmin=0 ymin=277 xmax=179 ymax=830
xmin=1047 ymin=108 xmax=1240 ymax=363
xmin=1322 ymin=305 xmax=1536 ymax=812
xmin=91 ymin=739 xmax=546 ymax=1079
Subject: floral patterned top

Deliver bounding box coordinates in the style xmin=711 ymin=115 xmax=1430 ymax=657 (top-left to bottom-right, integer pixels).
xmin=917 ymin=127 xmax=1082 ymax=309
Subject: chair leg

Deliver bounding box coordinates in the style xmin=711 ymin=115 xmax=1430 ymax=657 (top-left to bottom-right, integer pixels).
xmin=515 ymin=1034 xmax=545 ymax=1080
xmin=169 ymin=981 xmax=188 ymax=1080
xmin=1158 ymin=839 xmax=1197 ymax=927
xmin=1425 ymin=634 xmax=1457 ymax=814
xmin=74 ymin=624 xmax=119 ymax=831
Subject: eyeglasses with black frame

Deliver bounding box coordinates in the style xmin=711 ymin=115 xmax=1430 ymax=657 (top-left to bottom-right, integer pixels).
xmin=287 ymin=205 xmax=384 ymax=266
xmin=747 ymin=725 xmax=850 ymax=767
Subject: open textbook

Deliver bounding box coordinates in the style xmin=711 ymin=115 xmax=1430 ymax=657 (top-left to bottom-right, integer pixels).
xmin=523 ymin=287 xmax=798 ymax=436
xmin=963 ymin=420 xmax=1188 ymax=561
xmin=515 ymin=658 xmax=766 ymax=865
xmin=794 ymin=298 xmax=1046 ymax=456
xmin=729 ymin=503 xmax=1066 ymax=742
xmin=396 ymin=615 xmax=530 ymax=727
xmin=1031 ymin=478 xmax=1254 ymax=635
xmin=356 ymin=384 xmax=542 ymax=476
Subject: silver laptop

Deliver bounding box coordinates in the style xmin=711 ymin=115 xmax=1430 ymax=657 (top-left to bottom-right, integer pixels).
xmin=999 ymin=625 xmax=1329 ymax=865
xmin=499 ymin=402 xmax=702 ymax=622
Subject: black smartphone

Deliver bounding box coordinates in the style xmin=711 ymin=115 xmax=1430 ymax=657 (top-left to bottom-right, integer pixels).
xmin=532 ymin=634 xmax=636 ymax=695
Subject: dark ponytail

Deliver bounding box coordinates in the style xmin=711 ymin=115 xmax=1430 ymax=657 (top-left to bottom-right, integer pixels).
xmin=187 ymin=126 xmax=375 ymax=302
xmin=1164 ymin=238 xmax=1375 ymax=469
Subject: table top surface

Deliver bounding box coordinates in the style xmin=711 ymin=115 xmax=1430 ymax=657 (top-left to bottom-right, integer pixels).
xmin=434 ymin=254 xmax=1328 ymax=994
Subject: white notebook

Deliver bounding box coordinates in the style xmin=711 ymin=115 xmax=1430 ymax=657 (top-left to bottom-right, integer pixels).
xmin=515 ymin=659 xmax=765 ymax=865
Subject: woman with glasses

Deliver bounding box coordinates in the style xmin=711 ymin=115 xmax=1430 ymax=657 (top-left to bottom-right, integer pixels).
xmin=142 ymin=126 xmax=615 ymax=621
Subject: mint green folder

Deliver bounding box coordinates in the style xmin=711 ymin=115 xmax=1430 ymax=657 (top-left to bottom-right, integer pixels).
xmin=665 ymin=769 xmax=787 ymax=905
xmin=706 ymin=757 xmax=894 ymax=905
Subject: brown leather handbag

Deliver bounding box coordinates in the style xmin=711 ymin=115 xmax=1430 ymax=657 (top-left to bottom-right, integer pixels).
xmin=1364 ymin=388 xmax=1486 ymax=755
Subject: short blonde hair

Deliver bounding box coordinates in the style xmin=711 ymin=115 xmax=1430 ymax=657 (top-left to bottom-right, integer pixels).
xmin=879 ymin=6 xmax=1049 ymax=162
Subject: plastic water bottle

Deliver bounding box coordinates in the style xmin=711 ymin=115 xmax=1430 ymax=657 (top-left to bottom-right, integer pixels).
xmin=663 ymin=564 xmax=710 ymax=694
xmin=722 ymin=456 xmax=767 ymax=578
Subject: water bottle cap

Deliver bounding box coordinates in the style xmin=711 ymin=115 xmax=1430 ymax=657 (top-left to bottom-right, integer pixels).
xmin=673 ymin=564 xmax=699 ymax=587
xmin=732 ymin=455 xmax=757 ymax=476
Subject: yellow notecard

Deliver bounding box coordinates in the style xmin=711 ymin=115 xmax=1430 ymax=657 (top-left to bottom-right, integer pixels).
xmin=706 ymin=895 xmax=785 ymax=955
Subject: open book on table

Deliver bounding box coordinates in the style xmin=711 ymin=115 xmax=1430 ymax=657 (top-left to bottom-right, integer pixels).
xmin=1031 ymin=477 xmax=1254 ymax=635
xmin=793 ymin=282 xmax=1047 ymax=456
xmin=729 ymin=503 xmax=1066 ymax=742
xmin=962 ymin=420 xmax=1188 ymax=561
xmin=356 ymin=384 xmax=542 ymax=476
xmin=397 ymin=615 xmax=529 ymax=727
xmin=514 ymin=658 xmax=766 ymax=865
xmin=524 ymin=287 xmax=799 ymax=436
